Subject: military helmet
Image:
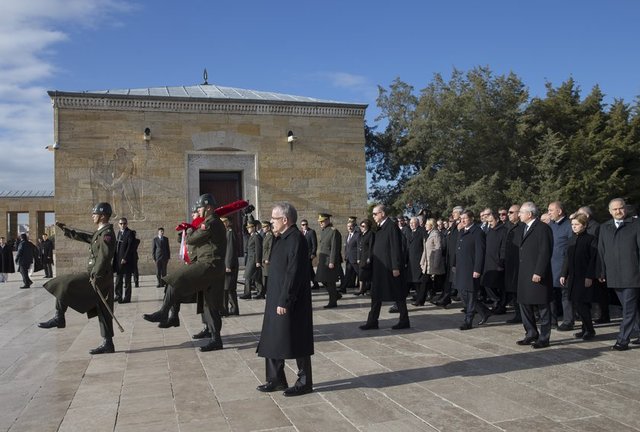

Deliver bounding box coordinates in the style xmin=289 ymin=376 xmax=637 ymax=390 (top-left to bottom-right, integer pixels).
xmin=191 ymin=203 xmax=199 ymax=213
xmin=196 ymin=193 xmax=216 ymax=208
xmin=92 ymin=202 xmax=112 ymax=217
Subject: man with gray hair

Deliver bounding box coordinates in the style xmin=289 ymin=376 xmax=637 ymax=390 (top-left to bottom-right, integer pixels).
xmin=548 ymin=201 xmax=574 ymax=330
xmin=434 ymin=205 xmax=464 ymax=307
xmin=516 ymin=202 xmax=554 ymax=349
xmin=598 ymin=198 xmax=640 ymax=351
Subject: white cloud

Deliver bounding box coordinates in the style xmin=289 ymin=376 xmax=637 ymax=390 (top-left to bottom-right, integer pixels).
xmin=313 ymin=71 xmax=378 ymax=100
xmin=0 ymin=0 xmax=131 ymax=191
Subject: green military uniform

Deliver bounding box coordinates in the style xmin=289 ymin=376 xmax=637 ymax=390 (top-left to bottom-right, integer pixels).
xmin=44 ymin=223 xmax=116 ymax=337
xmin=262 ymin=229 xmax=273 ymax=292
xmin=315 ymin=216 xmax=343 ymax=307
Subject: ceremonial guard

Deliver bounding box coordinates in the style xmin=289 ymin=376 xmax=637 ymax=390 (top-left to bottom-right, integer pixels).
xmin=240 ymin=218 xmax=263 ymax=299
xmin=261 ymin=221 xmax=273 ymax=297
xmin=221 ymin=217 xmax=239 ymax=315
xmin=143 ymin=193 xmax=227 ymax=352
xmin=315 ymin=213 xmax=343 ymax=308
xmin=39 ymin=202 xmax=117 ymax=355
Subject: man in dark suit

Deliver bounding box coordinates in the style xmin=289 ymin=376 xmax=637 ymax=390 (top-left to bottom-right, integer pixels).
xmin=548 ymin=201 xmax=574 ymax=330
xmin=598 ymin=198 xmax=640 ymax=351
xmin=577 ymin=206 xmax=609 ymax=323
xmin=15 ymin=233 xmax=34 ymax=288
xmin=300 ymin=219 xmax=319 ymax=289
xmin=152 ymin=228 xmax=171 ymax=287
xmin=343 ymin=219 xmax=360 ymax=290
xmin=256 ymin=202 xmax=313 ymax=397
xmin=113 ymin=218 xmax=135 ymax=303
xmin=359 ymin=204 xmax=409 ymax=330
xmin=40 ymin=233 xmax=54 ymax=278
xmin=434 ymin=206 xmax=463 ymax=307
xmin=498 ymin=204 xmax=523 ymax=321
xmin=455 ymin=210 xmax=490 ymax=330
xmin=516 ymin=202 xmax=554 ymax=349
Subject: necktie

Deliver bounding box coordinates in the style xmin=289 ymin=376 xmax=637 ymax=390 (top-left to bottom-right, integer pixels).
xmin=348 ymin=233 xmax=352 ymax=242
xmin=523 ymin=225 xmax=529 ymax=238
xmin=615 ymin=221 xmax=622 ymax=229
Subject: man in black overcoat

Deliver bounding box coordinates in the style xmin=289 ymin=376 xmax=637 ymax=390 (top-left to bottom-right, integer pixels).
xmin=406 ymin=217 xmax=425 ymax=293
xmin=516 ymin=202 xmax=554 ymax=349
xmin=597 ymin=198 xmax=640 ymax=350
xmin=40 ymin=233 xmax=54 ymax=278
xmin=15 ymin=233 xmax=34 ymax=288
xmin=434 ymin=206 xmax=463 ymax=307
xmin=343 ymin=219 xmax=361 ymax=290
xmin=152 ymin=227 xmax=171 ymax=287
xmin=0 ymin=236 xmax=16 ymax=282
xmin=113 ymin=217 xmax=135 ymax=303
xmin=498 ymin=204 xmax=523 ymax=321
xmin=359 ymin=204 xmax=409 ymax=330
xmin=301 ymin=220 xmax=319 ymax=289
xmin=257 ymin=202 xmax=313 ymax=397
xmin=455 ymin=210 xmax=490 ymax=330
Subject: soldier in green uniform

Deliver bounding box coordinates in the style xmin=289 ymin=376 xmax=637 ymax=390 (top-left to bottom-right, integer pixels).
xmin=38 ymin=202 xmax=118 ymax=355
xmin=315 ymin=213 xmax=343 ymax=308
xmin=143 ymin=193 xmax=227 ymax=352
xmin=259 ymin=220 xmax=273 ymax=298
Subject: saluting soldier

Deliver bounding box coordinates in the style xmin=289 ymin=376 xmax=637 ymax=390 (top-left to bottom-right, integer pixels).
xmin=143 ymin=193 xmax=227 ymax=352
xmin=38 ymin=202 xmax=117 ymax=355
xmin=315 ymin=213 xmax=343 ymax=308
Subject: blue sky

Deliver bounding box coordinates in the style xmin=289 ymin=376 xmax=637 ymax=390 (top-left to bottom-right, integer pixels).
xmin=1 ymin=0 xmax=639 ymax=191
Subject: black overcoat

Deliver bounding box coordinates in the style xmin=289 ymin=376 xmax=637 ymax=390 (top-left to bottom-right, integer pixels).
xmin=40 ymin=239 xmax=54 ymax=264
xmin=371 ymin=218 xmax=404 ymax=302
xmin=406 ymin=227 xmax=425 ymax=283
xmin=445 ymin=224 xmax=459 ymax=286
xmin=517 ymin=219 xmax=554 ymax=304
xmin=357 ymin=229 xmax=374 ymax=282
xmin=453 ymin=224 xmax=485 ymax=293
xmin=257 ymin=225 xmax=313 ymax=359
xmin=482 ymin=223 xmax=506 ymax=290
xmin=597 ymin=218 xmax=640 ymax=289
xmin=503 ymin=221 xmax=523 ymax=293
xmin=561 ymin=231 xmax=597 ymax=302
xmin=0 ymin=244 xmax=15 ymax=274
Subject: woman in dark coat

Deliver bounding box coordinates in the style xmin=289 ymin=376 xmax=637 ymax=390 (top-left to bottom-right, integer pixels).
xmin=15 ymin=234 xmax=34 ymax=288
xmin=0 ymin=236 xmax=16 ymax=282
xmin=560 ymin=214 xmax=598 ymax=340
xmin=257 ymin=203 xmax=313 ymax=396
xmin=355 ymin=219 xmax=374 ymax=295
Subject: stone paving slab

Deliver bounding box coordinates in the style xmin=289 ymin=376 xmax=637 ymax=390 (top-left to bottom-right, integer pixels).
xmin=1 ymin=273 xmax=640 ymax=431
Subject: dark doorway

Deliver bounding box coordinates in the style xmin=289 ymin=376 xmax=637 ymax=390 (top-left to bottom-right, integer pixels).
xmin=199 ymin=171 xmax=244 ymax=258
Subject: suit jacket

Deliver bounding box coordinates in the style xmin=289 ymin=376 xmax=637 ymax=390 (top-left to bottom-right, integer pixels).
xmin=371 ymin=218 xmax=404 ymax=302
xmin=152 ymin=236 xmax=171 ymax=262
xmin=303 ymin=228 xmax=318 ymax=259
xmin=454 ymin=224 xmax=485 ymax=293
xmin=344 ymin=229 xmax=360 ymax=264
xmin=445 ymin=224 xmax=459 ymax=285
xmin=597 ymin=218 xmax=640 ymax=288
xmin=550 ymin=217 xmax=573 ymax=287
xmin=517 ymin=219 xmax=553 ymax=304
xmin=114 ymin=228 xmax=135 ymax=272
xmin=40 ymin=239 xmax=54 ymax=264
xmin=357 ymin=229 xmax=374 ymax=281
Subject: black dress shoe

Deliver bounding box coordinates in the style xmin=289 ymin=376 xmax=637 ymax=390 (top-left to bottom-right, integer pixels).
xmin=143 ymin=311 xmax=167 ymax=323
xmin=257 ymin=382 xmax=288 ymax=392
xmin=478 ymin=313 xmax=491 ymax=326
xmin=388 ymin=305 xmax=399 ymax=313
xmin=391 ymin=321 xmax=410 ymax=330
xmin=435 ymin=301 xmax=450 ymax=309
xmin=283 ymin=385 xmax=313 ymax=397
xmin=594 ymin=317 xmax=610 ymax=324
xmin=158 ymin=316 xmax=180 ymax=328
xmin=156 ymin=284 xmax=164 ymax=288
xmin=359 ymin=322 xmax=379 ymax=330
xmin=492 ymin=307 xmax=507 ymax=315
xmin=19 ymin=285 xmax=30 ymax=289
xmin=516 ymin=336 xmax=538 ymax=346
xmin=199 ymin=340 xmax=223 ymax=352
xmin=192 ymin=327 xmax=212 ymax=339
xmin=611 ymin=342 xmax=629 ymax=351
xmin=239 ymin=294 xmax=252 ymax=300
xmin=532 ymin=340 xmax=550 ymax=349
xmin=120 ymin=299 xmax=131 ymax=304
xmin=252 ymin=294 xmax=265 ymax=299
xmin=89 ymin=339 xmax=115 ymax=355
xmin=411 ymin=301 xmax=424 ymax=306
xmin=38 ymin=316 xmax=66 ymax=329
xmin=114 ymin=296 xmax=122 ymax=303
xmin=574 ymin=330 xmax=585 ymax=339
xmin=336 ymin=292 xmax=343 ymax=300
xmin=323 ymin=303 xmax=338 ymax=309
xmin=582 ymin=332 xmax=596 ymax=341
xmin=459 ymin=322 xmax=473 ymax=331
xmin=556 ymin=323 xmax=574 ymax=331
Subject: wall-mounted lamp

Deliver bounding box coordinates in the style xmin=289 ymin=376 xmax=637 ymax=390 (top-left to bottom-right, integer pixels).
xmin=45 ymin=141 xmax=60 ymax=151
xmin=287 ymin=130 xmax=297 ymax=151
xmin=143 ymin=127 xmax=151 ymax=141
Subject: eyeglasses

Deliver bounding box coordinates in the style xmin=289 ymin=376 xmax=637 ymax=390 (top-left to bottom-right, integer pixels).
xmin=372 ymin=212 xmax=380 ymax=216
xmin=300 ymin=223 xmax=307 ymax=226
xmin=271 ymin=216 xmax=284 ymax=221
xmin=508 ymin=211 xmax=516 ymax=214
xmin=499 ymin=212 xmax=507 ymax=216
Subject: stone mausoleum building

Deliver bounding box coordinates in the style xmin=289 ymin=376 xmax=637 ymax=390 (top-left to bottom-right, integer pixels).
xmin=49 ymin=82 xmax=367 ymax=275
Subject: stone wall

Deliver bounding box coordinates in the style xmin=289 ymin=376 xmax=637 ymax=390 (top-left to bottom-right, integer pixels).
xmin=52 ymin=96 xmax=367 ymax=275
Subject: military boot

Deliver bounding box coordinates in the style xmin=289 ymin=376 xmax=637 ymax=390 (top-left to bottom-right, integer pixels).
xmin=89 ymin=338 xmax=115 ymax=355
xmin=38 ymin=312 xmax=66 ymax=329
xmin=200 ymin=333 xmax=223 ymax=352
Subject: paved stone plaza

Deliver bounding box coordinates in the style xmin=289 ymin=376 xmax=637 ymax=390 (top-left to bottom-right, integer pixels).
xmin=1 ymin=273 xmax=640 ymax=432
